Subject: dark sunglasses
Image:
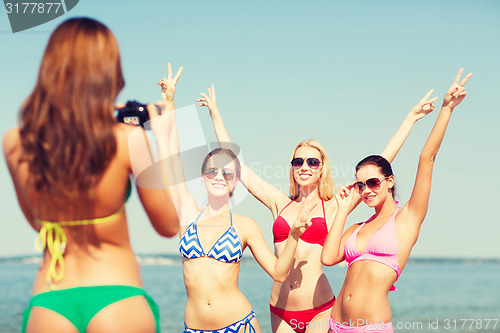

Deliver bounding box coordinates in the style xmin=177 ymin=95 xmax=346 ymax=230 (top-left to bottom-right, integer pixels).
xmin=354 ymin=177 xmax=389 ymax=192
xmin=291 ymin=158 xmax=322 ymax=169
xmin=203 ymin=168 xmax=236 ymax=181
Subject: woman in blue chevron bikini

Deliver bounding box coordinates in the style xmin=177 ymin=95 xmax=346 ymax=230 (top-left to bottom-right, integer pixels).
xmin=3 ymin=18 xmax=179 ymax=333
xmin=155 ymin=66 xmax=313 ymax=333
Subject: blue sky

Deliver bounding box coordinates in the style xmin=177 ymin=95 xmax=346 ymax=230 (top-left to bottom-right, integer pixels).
xmin=1 ymin=0 xmax=499 ymax=258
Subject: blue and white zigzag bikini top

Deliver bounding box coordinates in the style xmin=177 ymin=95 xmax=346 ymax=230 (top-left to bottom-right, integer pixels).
xmin=179 ymin=209 xmax=243 ymax=263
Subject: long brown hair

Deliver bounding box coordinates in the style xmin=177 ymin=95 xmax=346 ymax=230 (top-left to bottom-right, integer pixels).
xmin=19 ymin=17 xmax=124 ymax=199
xmin=289 ymin=139 xmax=336 ymax=201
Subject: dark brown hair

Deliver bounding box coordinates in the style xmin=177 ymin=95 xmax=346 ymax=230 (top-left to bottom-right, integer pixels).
xmin=355 ymin=155 xmax=397 ymax=198
xmin=19 ymin=17 xmax=124 ymax=199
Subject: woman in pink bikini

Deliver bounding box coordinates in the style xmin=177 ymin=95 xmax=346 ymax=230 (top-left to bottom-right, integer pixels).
xmin=198 ymin=82 xmax=437 ymax=333
xmin=321 ymin=68 xmax=472 ymax=333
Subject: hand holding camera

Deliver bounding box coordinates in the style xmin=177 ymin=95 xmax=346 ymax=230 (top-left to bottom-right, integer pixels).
xmin=116 ymin=101 xmax=162 ymax=127
xmin=116 ymin=64 xmax=182 ymax=127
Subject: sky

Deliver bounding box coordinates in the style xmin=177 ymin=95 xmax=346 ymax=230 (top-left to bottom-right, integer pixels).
xmin=1 ymin=0 xmax=499 ymax=258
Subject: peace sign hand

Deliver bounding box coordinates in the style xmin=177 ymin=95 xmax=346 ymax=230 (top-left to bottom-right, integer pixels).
xmin=443 ymin=68 xmax=472 ymax=110
xmin=197 ymin=84 xmax=219 ymax=117
xmin=408 ymin=89 xmax=439 ymax=121
xmin=157 ymin=63 xmax=183 ymax=104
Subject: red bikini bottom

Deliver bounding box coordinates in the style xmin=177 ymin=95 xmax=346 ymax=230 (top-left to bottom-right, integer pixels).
xmin=270 ymin=297 xmax=335 ymax=333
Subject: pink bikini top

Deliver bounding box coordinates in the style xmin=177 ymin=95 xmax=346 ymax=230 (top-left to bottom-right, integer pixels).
xmin=273 ymin=199 xmax=327 ymax=246
xmin=344 ymin=208 xmax=401 ymax=291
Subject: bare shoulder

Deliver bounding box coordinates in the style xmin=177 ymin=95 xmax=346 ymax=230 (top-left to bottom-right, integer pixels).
xmin=343 ymin=222 xmax=362 ymax=238
xmin=275 ymin=194 xmax=293 ymax=212
xmin=231 ymin=213 xmax=262 ymax=235
xmin=231 ymin=213 xmax=266 ymax=248
xmin=232 ymin=212 xmax=259 ymax=227
xmin=3 ymin=127 xmax=20 ymax=149
xmin=114 ymin=123 xmax=143 ymax=170
xmin=115 ymin=123 xmax=141 ymax=142
xmin=3 ymin=127 xmax=21 ymax=164
xmin=323 ymin=197 xmax=340 ymax=228
xmin=324 ymin=197 xmax=338 ymax=214
xmin=394 ymin=204 xmax=416 ymax=230
xmin=390 ymin=202 xmax=412 ymax=224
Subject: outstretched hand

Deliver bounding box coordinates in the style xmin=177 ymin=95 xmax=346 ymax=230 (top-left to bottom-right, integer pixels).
xmin=408 ymin=89 xmax=439 ymax=121
xmin=443 ymin=68 xmax=472 ymax=110
xmin=197 ymin=84 xmax=219 ymax=116
xmin=157 ymin=63 xmax=183 ymax=104
xmin=290 ymin=196 xmax=318 ymax=238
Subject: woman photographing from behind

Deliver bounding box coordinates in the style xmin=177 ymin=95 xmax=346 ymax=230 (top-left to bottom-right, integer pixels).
xmin=322 ymin=69 xmax=472 ymax=332
xmin=3 ymin=18 xmax=179 ymax=333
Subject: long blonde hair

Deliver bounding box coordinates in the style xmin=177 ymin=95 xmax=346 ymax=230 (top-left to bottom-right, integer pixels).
xmin=289 ymin=139 xmax=336 ymax=201
xmin=19 ymin=18 xmax=124 ymax=199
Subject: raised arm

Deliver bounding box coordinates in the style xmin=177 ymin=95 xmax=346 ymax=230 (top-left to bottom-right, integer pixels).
xmin=381 ymin=89 xmax=438 ymax=163
xmin=340 ymin=90 xmax=438 ymax=215
xmin=404 ymin=68 xmax=472 ymax=227
xmin=148 ymin=64 xmax=201 ymax=227
xmin=322 ymin=186 xmax=356 ymax=266
xmin=129 ymin=66 xmax=187 ymax=236
xmin=245 ymin=197 xmax=313 ymax=282
xmin=198 ymin=85 xmax=290 ymax=214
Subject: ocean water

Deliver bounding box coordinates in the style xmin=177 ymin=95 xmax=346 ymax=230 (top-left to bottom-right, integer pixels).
xmin=1 ymin=256 xmax=499 ymax=333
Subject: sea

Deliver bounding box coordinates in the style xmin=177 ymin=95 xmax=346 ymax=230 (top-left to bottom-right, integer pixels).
xmin=1 ymin=255 xmax=499 ymax=333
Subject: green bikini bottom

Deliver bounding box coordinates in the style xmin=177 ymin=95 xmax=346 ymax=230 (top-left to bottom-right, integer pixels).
xmin=21 ymin=285 xmax=160 ymax=333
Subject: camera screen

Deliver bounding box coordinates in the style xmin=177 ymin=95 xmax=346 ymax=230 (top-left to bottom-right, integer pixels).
xmin=123 ymin=116 xmax=140 ymax=126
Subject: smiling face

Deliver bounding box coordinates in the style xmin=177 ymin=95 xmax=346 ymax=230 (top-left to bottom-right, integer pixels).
xmin=355 ymin=164 xmax=395 ymax=208
xmin=202 ymin=155 xmax=239 ymax=198
xmin=288 ymin=140 xmax=335 ymax=201
xmin=292 ymin=146 xmax=323 ymax=189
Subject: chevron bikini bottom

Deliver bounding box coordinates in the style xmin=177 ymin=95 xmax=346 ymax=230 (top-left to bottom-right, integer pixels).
xmin=182 ymin=311 xmax=256 ymax=333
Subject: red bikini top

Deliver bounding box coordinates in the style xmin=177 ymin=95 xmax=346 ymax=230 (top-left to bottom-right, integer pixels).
xmin=273 ymin=199 xmax=327 ymax=246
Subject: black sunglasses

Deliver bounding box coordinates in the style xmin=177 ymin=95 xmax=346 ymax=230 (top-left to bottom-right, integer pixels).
xmin=203 ymin=168 xmax=236 ymax=181
xmin=354 ymin=177 xmax=389 ymax=192
xmin=291 ymin=157 xmax=322 ymax=170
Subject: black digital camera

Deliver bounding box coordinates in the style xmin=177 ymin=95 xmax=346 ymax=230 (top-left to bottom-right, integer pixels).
xmin=116 ymin=101 xmax=161 ymax=127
